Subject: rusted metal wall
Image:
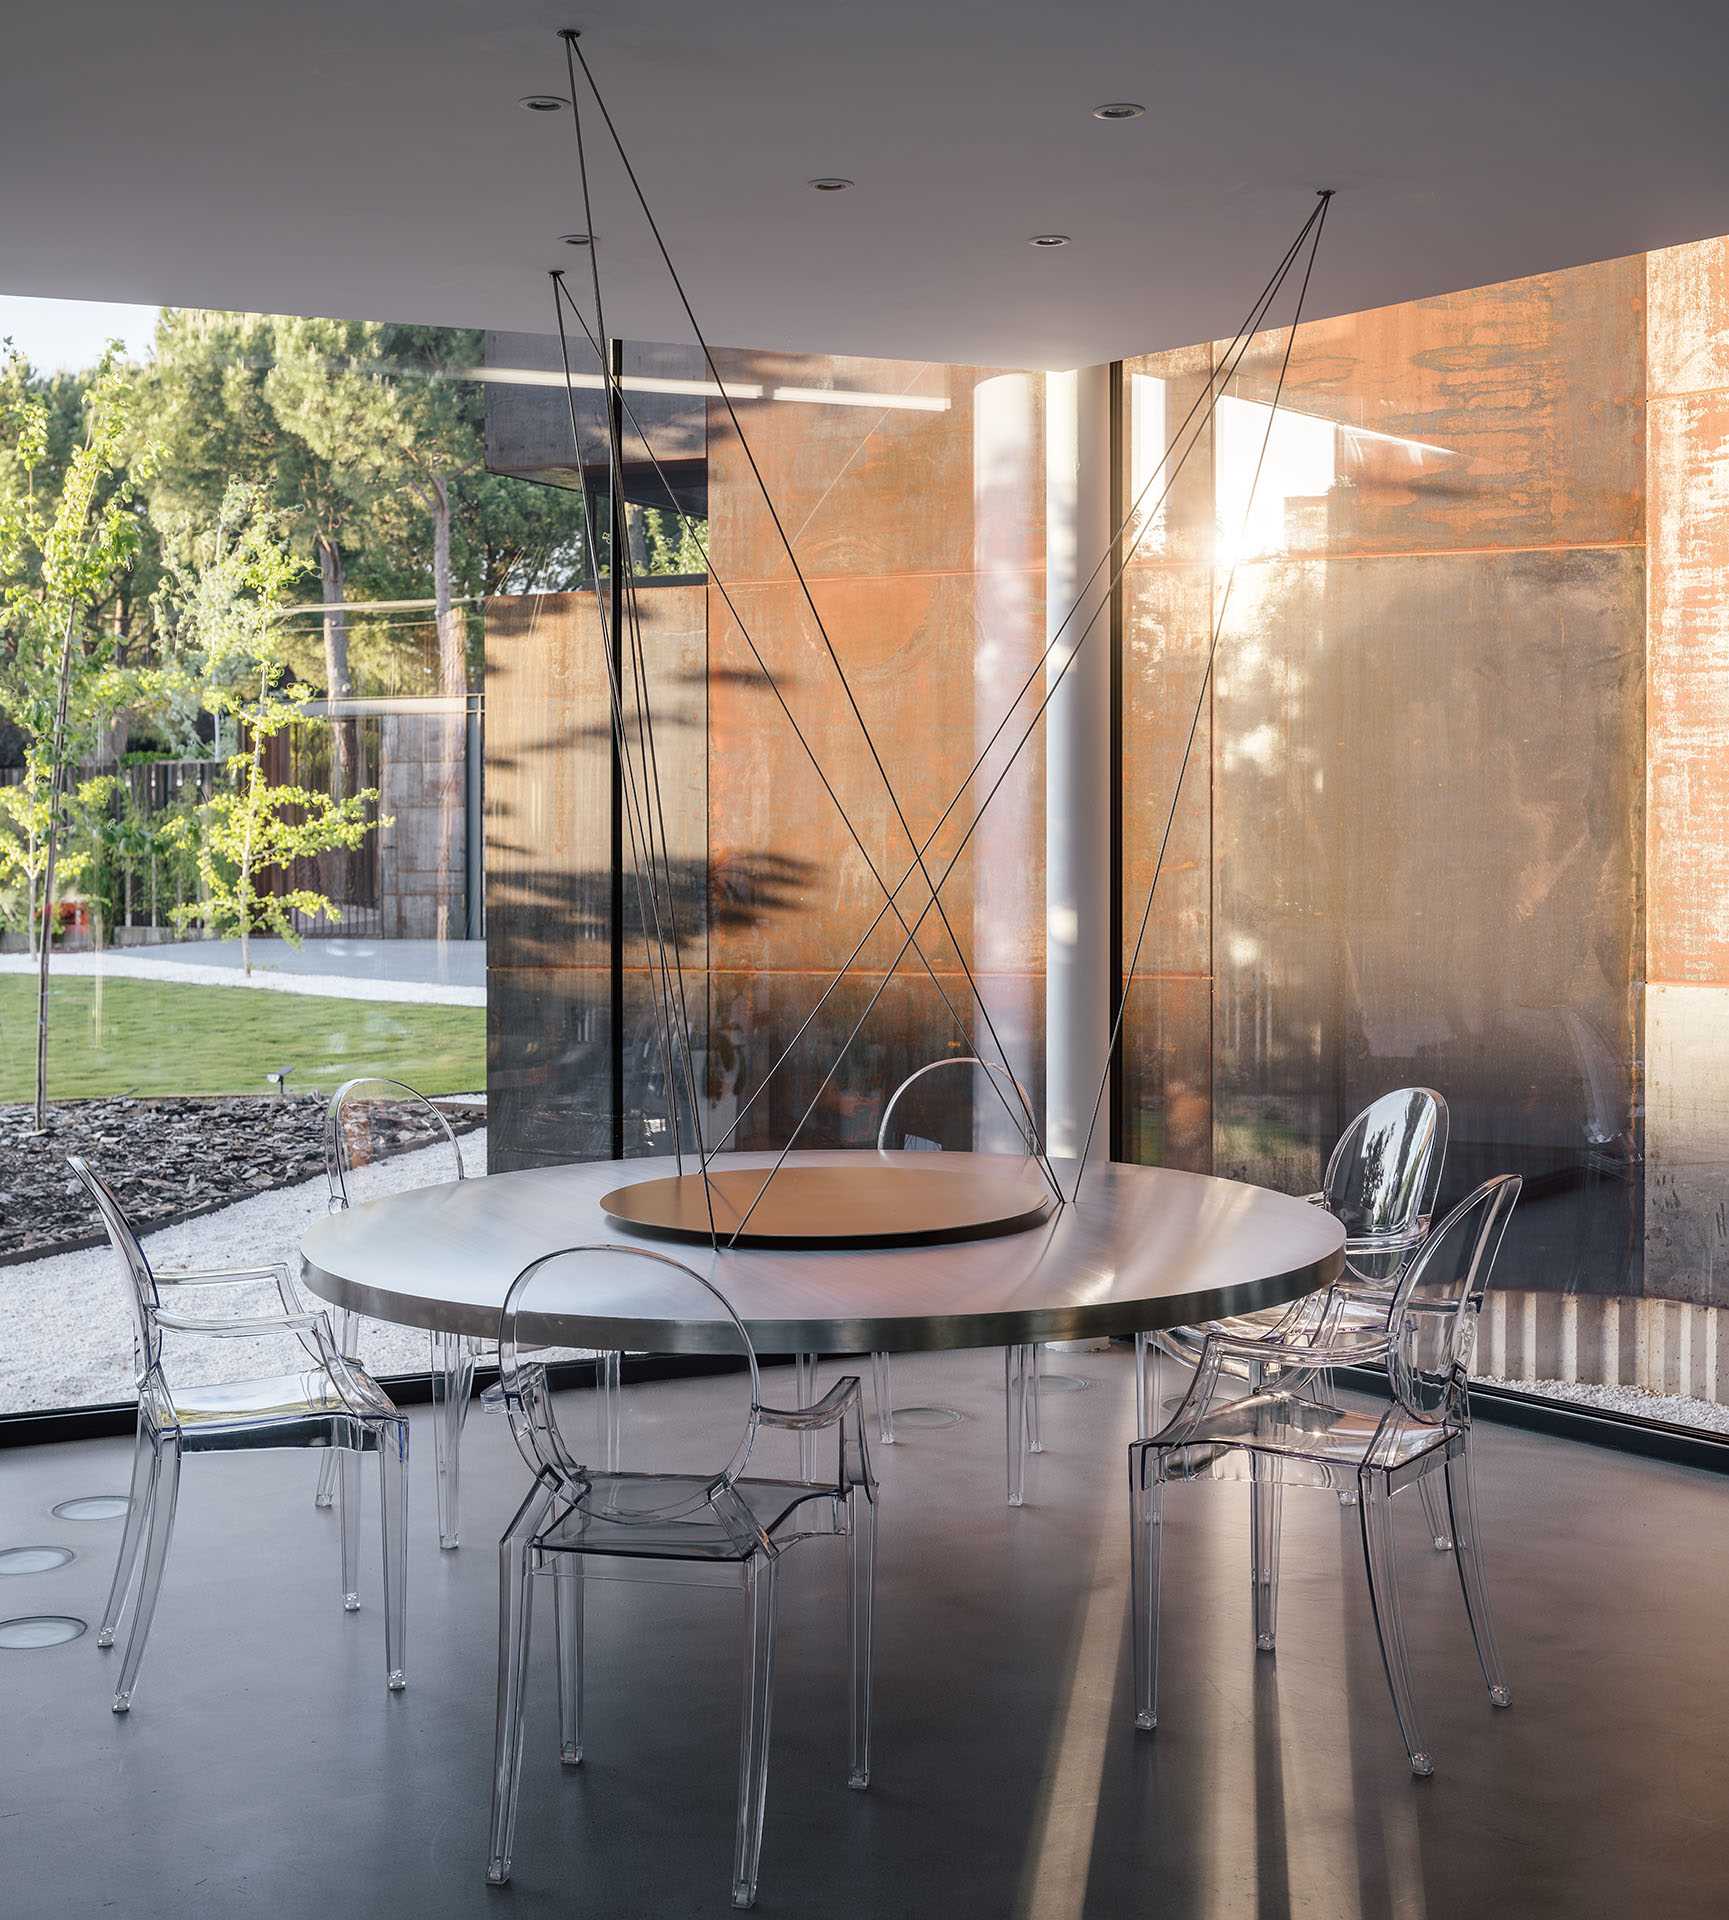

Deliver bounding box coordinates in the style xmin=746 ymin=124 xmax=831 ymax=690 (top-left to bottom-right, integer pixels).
xmin=702 ymin=353 xmax=1047 ymax=1151
xmin=1646 ymin=237 xmax=1729 ymax=1308
xmin=1122 ymin=259 xmax=1651 ymax=1302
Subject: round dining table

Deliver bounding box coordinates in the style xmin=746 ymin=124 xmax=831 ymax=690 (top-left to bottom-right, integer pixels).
xmin=300 ymin=1147 xmax=1343 ymax=1355
xmin=300 ymin=1148 xmax=1344 ymax=1506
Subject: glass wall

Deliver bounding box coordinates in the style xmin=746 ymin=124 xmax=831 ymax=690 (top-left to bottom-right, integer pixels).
xmin=0 ymin=298 xmax=590 ymax=1412
xmin=483 ymin=344 xmax=1048 ymax=1175
xmin=1123 ymin=242 xmax=1729 ymax=1437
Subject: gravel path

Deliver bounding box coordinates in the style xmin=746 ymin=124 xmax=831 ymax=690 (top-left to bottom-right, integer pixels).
xmin=0 ymin=1131 xmax=486 ymax=1414
xmin=0 ymin=948 xmax=484 ymax=1007
xmin=1477 ymin=1371 xmax=1729 ymax=1434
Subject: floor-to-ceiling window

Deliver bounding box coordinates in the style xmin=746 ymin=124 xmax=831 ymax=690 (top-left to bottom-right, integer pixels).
xmin=1122 ymin=241 xmax=1729 ymax=1438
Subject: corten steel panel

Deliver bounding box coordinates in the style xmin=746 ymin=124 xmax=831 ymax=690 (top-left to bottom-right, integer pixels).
xmin=1647 ymin=237 xmax=1729 ymax=401
xmin=710 ymin=967 xmax=1046 ymax=1155
xmin=707 ymin=354 xmax=1044 ymax=586
xmin=1644 ymin=982 xmax=1729 ymax=1308
xmin=1221 ymin=255 xmax=1646 ymax=559
xmin=1646 ymin=389 xmax=1729 ymax=984
xmin=703 ymin=354 xmax=1049 ymax=1153
xmin=484 ymin=586 xmax=708 ymax=1170
xmin=1121 ymin=344 xmax=1220 ymax=568
xmin=705 ymin=573 xmax=1046 ymax=978
xmin=1213 ymin=546 xmax=1645 ymax=1297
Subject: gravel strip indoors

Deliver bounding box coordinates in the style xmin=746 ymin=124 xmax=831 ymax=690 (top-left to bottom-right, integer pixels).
xmin=1477 ymin=1371 xmax=1729 ymax=1434
xmin=0 ymin=1130 xmax=487 ymax=1414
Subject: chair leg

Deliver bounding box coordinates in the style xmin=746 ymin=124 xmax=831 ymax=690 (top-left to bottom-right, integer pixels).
xmin=1027 ymin=1343 xmax=1044 ymax=1453
xmin=1250 ymin=1465 xmax=1283 ymax=1652
xmin=846 ymin=1488 xmax=875 ymax=1790
xmin=487 ymin=1483 xmax=553 ymax=1887
xmin=112 ymin=1436 xmax=180 ymax=1714
xmin=431 ymin=1331 xmax=476 ymax=1550
xmin=1134 ymin=1333 xmax=1152 ymax=1439
xmin=732 ymin=1553 xmax=780 ymax=1910
xmin=795 ymin=1354 xmax=817 ymax=1481
xmin=315 ymin=1310 xmax=358 ymax=1509
xmin=339 ymin=1446 xmax=361 ymax=1611
xmin=554 ymin=1556 xmax=584 ymax=1765
xmin=97 ymin=1414 xmax=157 ymax=1649
xmin=1444 ymin=1447 xmax=1511 ymax=1708
xmin=314 ymin=1445 xmax=340 ymax=1512
xmin=598 ymin=1350 xmax=622 ymax=1470
xmin=871 ymin=1352 xmax=895 ymax=1445
xmin=1004 ymin=1344 xmax=1031 ymax=1507
xmin=1418 ymin=1471 xmax=1453 ymax=1552
xmin=378 ymin=1419 xmax=409 ymax=1692
xmin=1130 ymin=1455 xmax=1163 ymax=1730
xmin=1358 ymin=1471 xmax=1432 ymax=1775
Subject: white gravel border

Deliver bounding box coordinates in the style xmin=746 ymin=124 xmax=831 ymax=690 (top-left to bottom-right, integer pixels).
xmin=1477 ymin=1372 xmax=1729 ymax=1435
xmin=0 ymin=1132 xmax=486 ymax=1413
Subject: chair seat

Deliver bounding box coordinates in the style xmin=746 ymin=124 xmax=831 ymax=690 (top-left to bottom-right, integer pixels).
xmin=537 ymin=1472 xmax=846 ymax=1564
xmin=1152 ymin=1385 xmax=1451 ymax=1480
xmin=161 ymin=1363 xmax=396 ymax=1449
xmin=1160 ymin=1289 xmax=1393 ymax=1364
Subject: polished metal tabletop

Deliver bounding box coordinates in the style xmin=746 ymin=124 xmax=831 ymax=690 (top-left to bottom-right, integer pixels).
xmin=299 ymin=1150 xmax=1344 ymax=1354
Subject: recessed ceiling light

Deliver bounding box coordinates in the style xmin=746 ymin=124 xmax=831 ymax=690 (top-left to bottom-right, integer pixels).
xmin=519 ymin=95 xmax=568 ymax=113
xmin=1028 ymin=234 xmax=1071 ymax=248
xmin=809 ymin=177 xmax=854 ymax=192
xmin=559 ymin=232 xmax=593 ymax=247
xmin=1093 ymin=101 xmax=1146 ymax=120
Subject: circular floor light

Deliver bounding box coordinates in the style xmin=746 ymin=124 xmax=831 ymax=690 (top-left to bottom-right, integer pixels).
xmin=809 ymin=178 xmax=854 ymax=192
xmin=1093 ymin=102 xmax=1146 ymax=120
xmin=1028 ymin=234 xmax=1071 ymax=248
xmin=560 ymin=232 xmax=593 ymax=247
xmin=52 ymin=1495 xmax=131 ymax=1522
xmin=0 ymin=1615 xmax=87 ymax=1650
xmin=0 ymin=1547 xmax=75 ymax=1576
xmin=519 ymin=95 xmax=568 ymax=113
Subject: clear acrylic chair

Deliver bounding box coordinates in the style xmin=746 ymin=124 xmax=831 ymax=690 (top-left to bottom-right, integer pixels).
xmin=69 ymin=1155 xmax=408 ymax=1711
xmin=1138 ymin=1087 xmax=1452 ymax=1544
xmin=486 ymin=1244 xmax=877 ymax=1911
xmin=1130 ymin=1173 xmax=1520 ymax=1777
xmin=864 ymin=1054 xmax=1050 ymax=1505
xmin=316 ymin=1076 xmax=614 ymax=1551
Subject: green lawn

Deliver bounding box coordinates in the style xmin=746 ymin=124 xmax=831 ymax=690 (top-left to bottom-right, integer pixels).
xmin=0 ymin=975 xmax=485 ymax=1102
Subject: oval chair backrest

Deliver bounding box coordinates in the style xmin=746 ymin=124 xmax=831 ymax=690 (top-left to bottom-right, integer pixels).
xmin=326 ymin=1077 xmax=465 ymax=1214
xmin=66 ymin=1155 xmax=161 ymax=1383
xmin=1322 ymin=1087 xmax=1449 ymax=1243
xmin=498 ymin=1242 xmax=762 ymax=1524
xmin=1385 ymin=1173 xmax=1521 ymax=1424
xmin=876 ymin=1055 xmax=1038 ymax=1155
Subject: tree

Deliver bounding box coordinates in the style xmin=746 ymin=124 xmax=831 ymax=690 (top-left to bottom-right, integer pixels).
xmin=153 ymin=480 xmax=388 ymax=974
xmin=0 ymin=343 xmax=148 ymax=1124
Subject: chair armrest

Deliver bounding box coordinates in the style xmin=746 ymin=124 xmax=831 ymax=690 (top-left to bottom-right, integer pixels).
xmin=754 ymin=1376 xmax=859 ymax=1430
xmin=154 ymin=1262 xmax=294 ymax=1287
xmin=1197 ymin=1328 xmax=1388 ymax=1371
xmin=151 ymin=1307 xmax=328 ymax=1338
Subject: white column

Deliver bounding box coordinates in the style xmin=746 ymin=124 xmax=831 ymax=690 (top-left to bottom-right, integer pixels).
xmin=1044 ymin=365 xmax=1113 ymax=1164
xmin=973 ymin=373 xmax=1042 ymax=1153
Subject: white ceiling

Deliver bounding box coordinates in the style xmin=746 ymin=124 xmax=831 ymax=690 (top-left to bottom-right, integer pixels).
xmin=5 ymin=0 xmax=1729 ymax=371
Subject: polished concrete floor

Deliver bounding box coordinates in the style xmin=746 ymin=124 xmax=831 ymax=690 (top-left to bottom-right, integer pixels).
xmin=2 ymin=1349 xmax=1725 ymax=1920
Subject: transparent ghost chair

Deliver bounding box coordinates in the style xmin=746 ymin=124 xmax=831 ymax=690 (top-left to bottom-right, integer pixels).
xmin=1138 ymin=1087 xmax=1453 ymax=1545
xmin=316 ymin=1076 xmax=618 ymax=1549
xmin=486 ymin=1244 xmax=877 ymax=1911
xmin=1130 ymin=1173 xmax=1520 ymax=1777
xmin=69 ymin=1155 xmax=408 ymax=1711
xmin=862 ymin=1054 xmax=1051 ymax=1505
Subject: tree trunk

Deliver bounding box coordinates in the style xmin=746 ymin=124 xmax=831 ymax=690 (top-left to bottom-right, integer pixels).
xmin=33 ymin=609 xmax=79 ymax=1130
xmin=431 ymin=474 xmax=465 ymax=696
xmin=318 ymin=534 xmax=356 ymax=793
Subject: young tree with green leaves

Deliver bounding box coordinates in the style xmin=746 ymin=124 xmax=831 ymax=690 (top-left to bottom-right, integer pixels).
xmin=153 ymin=479 xmax=387 ymax=974
xmin=0 ymin=342 xmax=149 ymax=1124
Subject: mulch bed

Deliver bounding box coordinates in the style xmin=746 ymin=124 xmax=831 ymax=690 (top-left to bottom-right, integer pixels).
xmin=0 ymin=1095 xmax=484 ymax=1264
